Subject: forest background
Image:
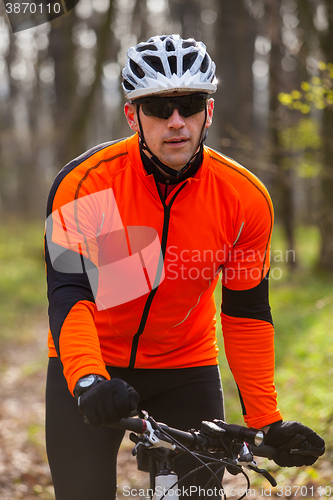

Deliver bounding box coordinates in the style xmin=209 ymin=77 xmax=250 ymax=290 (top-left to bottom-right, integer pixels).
xmin=0 ymin=0 xmax=333 ymax=498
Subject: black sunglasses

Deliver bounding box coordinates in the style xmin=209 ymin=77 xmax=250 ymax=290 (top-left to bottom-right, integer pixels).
xmin=135 ymin=93 xmax=208 ymax=120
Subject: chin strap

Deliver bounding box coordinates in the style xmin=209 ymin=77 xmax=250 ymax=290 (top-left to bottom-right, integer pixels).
xmin=136 ymin=104 xmax=208 ymax=181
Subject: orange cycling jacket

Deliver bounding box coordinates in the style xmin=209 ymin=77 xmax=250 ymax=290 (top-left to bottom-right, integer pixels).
xmin=45 ymin=133 xmax=283 ymax=429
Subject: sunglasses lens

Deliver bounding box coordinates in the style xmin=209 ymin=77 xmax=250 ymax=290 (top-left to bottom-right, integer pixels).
xmin=179 ymin=95 xmax=207 ymax=117
xmin=140 ymin=94 xmax=207 ymax=119
xmin=141 ymin=100 xmax=171 ymax=119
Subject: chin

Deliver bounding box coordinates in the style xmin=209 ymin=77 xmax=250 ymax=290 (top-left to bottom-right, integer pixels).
xmin=162 ymin=156 xmax=193 ymax=171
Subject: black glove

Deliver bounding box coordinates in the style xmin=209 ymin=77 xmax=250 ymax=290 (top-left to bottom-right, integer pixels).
xmin=78 ymin=378 xmax=139 ymax=427
xmin=265 ymin=420 xmax=325 ymax=467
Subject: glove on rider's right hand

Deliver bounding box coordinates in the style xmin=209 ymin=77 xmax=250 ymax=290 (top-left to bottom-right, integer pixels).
xmin=264 ymin=420 xmax=325 ymax=467
xmin=78 ymin=378 xmax=139 ymax=427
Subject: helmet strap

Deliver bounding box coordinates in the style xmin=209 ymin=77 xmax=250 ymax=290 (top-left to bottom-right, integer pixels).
xmin=136 ymin=104 xmax=207 ymax=180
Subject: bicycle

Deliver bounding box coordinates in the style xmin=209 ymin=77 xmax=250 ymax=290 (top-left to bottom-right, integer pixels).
xmin=109 ymin=411 xmax=318 ymax=500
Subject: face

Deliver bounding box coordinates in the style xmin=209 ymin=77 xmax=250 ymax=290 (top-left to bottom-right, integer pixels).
xmin=124 ymin=93 xmax=214 ymax=171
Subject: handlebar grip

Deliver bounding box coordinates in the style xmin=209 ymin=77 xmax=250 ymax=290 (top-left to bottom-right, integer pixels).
xmin=107 ymin=417 xmax=146 ymax=433
xmin=250 ymin=444 xmax=276 ymax=459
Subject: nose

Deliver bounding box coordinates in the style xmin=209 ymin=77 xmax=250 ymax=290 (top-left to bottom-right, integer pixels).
xmin=167 ymin=107 xmax=186 ymax=128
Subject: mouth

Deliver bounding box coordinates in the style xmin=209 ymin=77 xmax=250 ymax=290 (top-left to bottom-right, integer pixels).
xmin=164 ymin=137 xmax=189 ymax=146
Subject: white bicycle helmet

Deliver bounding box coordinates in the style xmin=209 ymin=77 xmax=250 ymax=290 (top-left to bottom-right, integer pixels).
xmin=122 ymin=34 xmax=217 ymax=100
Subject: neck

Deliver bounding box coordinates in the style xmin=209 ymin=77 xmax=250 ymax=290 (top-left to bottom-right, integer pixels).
xmin=139 ymin=142 xmax=203 ymax=185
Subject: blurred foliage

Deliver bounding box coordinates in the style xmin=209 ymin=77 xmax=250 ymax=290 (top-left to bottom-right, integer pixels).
xmin=0 ymin=219 xmax=47 ymax=341
xmin=278 ymin=117 xmax=322 ymax=179
xmin=279 ymin=118 xmax=322 ymax=152
xmin=279 ymin=61 xmax=333 ymax=114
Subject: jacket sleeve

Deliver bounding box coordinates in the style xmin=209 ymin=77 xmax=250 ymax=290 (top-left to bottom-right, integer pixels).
xmin=221 ymin=277 xmax=282 ymax=428
xmin=221 ymin=180 xmax=283 ymax=429
xmin=45 ymin=232 xmax=110 ymax=394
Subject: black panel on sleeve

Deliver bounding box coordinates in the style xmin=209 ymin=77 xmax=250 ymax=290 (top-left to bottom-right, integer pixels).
xmin=45 ymin=233 xmax=96 ymax=360
xmin=222 ymin=272 xmax=273 ymax=324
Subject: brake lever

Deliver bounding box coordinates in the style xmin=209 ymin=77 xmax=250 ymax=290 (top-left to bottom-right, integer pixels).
xmin=247 ymin=464 xmax=277 ymax=487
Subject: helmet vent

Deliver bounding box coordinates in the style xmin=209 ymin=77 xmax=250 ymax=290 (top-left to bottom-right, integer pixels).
xmin=130 ymin=59 xmax=145 ymax=79
xmin=166 ymin=40 xmax=175 ymax=52
xmin=183 ymin=51 xmax=198 ymax=72
xmin=182 ymin=41 xmax=196 ymax=49
xmin=200 ymin=54 xmax=209 ymax=73
xmin=123 ymin=80 xmax=135 ymax=91
xmin=143 ymin=56 xmax=165 ymax=75
xmin=168 ymin=56 xmax=177 ymax=74
xmin=136 ymin=44 xmax=158 ymax=52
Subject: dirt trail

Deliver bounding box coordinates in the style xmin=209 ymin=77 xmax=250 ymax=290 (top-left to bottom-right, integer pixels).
xmin=0 ymin=318 xmax=52 ymax=499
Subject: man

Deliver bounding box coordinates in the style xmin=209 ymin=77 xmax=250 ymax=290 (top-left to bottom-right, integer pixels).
xmin=45 ymin=35 xmax=324 ymax=500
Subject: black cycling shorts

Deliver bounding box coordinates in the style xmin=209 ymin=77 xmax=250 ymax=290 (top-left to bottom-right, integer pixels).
xmin=46 ymin=358 xmax=225 ymax=500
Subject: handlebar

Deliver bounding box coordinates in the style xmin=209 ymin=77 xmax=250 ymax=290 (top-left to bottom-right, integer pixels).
xmin=111 ymin=416 xmax=206 ymax=447
xmin=109 ymin=414 xmax=280 ymax=488
xmin=110 ymin=415 xmax=277 ymax=459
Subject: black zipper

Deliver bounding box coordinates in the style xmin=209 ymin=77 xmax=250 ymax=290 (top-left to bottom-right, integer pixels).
xmin=128 ymin=181 xmax=187 ymax=368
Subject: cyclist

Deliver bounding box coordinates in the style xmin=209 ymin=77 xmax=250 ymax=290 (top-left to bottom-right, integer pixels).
xmin=45 ymin=35 xmax=324 ymax=500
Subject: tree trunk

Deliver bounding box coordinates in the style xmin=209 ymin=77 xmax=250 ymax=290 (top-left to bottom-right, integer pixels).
xmin=213 ymin=0 xmax=256 ymax=165
xmin=54 ymin=0 xmax=115 ymax=166
xmin=318 ymin=3 xmax=333 ymax=272
xmin=168 ymin=0 xmax=202 ymax=40
xmin=267 ymin=0 xmax=296 ymax=266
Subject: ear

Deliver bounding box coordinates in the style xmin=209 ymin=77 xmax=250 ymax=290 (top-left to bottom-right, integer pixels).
xmin=124 ymin=102 xmax=140 ymax=132
xmin=205 ymin=98 xmax=214 ymax=129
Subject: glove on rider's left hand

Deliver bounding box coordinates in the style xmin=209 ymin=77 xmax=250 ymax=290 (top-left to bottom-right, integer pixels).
xmin=264 ymin=420 xmax=325 ymax=467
